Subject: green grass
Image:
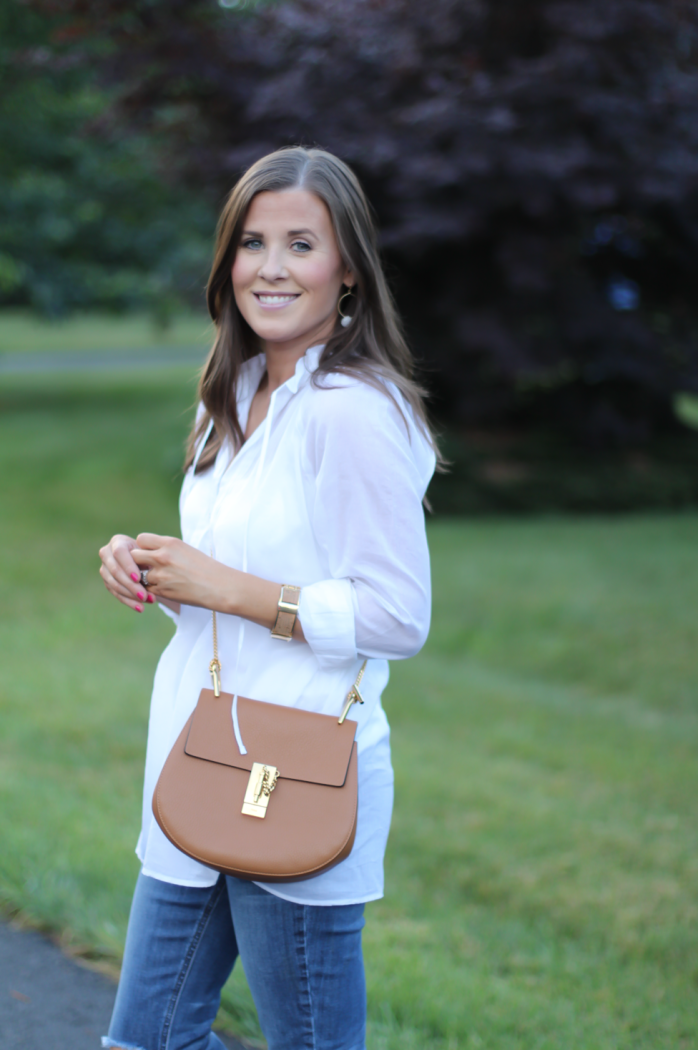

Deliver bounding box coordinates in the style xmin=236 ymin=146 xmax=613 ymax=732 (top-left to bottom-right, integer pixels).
xmin=1 ymin=365 xmax=698 ymax=1048
xmin=0 ymin=307 xmax=212 ymax=354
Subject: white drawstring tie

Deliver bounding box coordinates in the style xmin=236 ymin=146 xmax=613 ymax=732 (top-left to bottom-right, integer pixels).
xmin=230 ymin=386 xmax=279 ymax=755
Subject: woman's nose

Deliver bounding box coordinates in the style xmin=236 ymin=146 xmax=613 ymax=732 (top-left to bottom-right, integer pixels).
xmin=257 ymin=247 xmax=289 ymax=281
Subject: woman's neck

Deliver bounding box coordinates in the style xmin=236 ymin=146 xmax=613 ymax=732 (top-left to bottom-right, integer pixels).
xmin=262 ymin=343 xmax=308 ymax=393
xmin=262 ymin=320 xmax=332 ymax=392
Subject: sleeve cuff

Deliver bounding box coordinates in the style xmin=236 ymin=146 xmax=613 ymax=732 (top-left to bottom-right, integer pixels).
xmin=299 ymin=578 xmax=357 ymax=670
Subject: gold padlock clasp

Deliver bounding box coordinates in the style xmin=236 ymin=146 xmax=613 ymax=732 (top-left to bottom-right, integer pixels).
xmin=242 ymin=763 xmax=280 ymax=818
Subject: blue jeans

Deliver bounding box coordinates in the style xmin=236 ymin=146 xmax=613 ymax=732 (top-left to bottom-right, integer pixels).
xmin=103 ymin=872 xmax=366 ymax=1050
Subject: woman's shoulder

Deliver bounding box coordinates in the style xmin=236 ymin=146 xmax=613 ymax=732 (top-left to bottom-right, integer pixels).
xmin=302 ymin=369 xmax=436 ymax=481
xmin=305 ymin=369 xmax=409 ymax=427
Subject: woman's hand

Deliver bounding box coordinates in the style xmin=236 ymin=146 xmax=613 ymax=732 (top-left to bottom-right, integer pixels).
xmin=130 ymin=534 xmax=229 ymax=611
xmin=99 ymin=534 xmax=157 ymax=613
xmin=130 ymin=533 xmax=305 ymax=640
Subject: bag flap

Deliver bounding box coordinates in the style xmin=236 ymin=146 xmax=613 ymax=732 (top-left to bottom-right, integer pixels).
xmin=184 ymin=689 xmax=357 ymax=787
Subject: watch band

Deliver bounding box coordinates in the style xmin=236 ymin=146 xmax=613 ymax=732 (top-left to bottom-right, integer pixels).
xmin=270 ymin=584 xmax=301 ymax=641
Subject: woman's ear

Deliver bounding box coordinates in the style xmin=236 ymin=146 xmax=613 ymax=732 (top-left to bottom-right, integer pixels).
xmin=342 ymin=268 xmax=355 ymax=289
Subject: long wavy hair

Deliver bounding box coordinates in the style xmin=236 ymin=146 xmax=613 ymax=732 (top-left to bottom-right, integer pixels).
xmin=185 ymin=146 xmax=439 ymax=473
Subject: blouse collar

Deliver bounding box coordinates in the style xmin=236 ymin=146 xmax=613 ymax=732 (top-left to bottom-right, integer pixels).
xmin=239 ymin=343 xmax=324 ymax=399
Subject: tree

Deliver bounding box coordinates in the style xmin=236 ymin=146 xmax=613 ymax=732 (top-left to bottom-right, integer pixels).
xmin=0 ymin=0 xmax=214 ymax=316
xmin=20 ymin=0 xmax=698 ymax=450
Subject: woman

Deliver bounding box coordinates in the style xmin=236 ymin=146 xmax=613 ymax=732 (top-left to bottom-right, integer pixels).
xmin=98 ymin=147 xmax=437 ymax=1050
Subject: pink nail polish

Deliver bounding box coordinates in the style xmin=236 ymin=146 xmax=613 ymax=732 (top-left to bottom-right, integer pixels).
xmin=146 ymin=594 xmax=155 ymax=604
xmin=137 ymin=591 xmax=145 ymax=601
xmin=131 ymin=573 xmax=139 ymax=582
xmin=135 ymin=605 xmax=143 ymax=613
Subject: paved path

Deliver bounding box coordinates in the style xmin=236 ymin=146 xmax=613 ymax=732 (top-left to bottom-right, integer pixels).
xmin=0 ymin=347 xmax=206 ymax=375
xmin=0 ymin=920 xmax=248 ymax=1050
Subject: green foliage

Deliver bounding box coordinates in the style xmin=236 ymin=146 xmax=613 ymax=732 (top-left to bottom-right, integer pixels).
xmin=0 ymin=3 xmax=214 ymax=317
xmin=34 ymin=0 xmax=698 ymax=449
xmin=1 ymin=361 xmax=698 ymax=1047
xmin=9 ymin=0 xmax=698 ymax=453
xmin=428 ymin=429 xmax=698 ymax=514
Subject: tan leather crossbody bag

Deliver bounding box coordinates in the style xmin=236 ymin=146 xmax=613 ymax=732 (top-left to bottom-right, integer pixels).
xmin=152 ymin=610 xmax=366 ymax=882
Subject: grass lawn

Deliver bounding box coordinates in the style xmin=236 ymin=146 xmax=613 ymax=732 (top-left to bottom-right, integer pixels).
xmin=1 ymin=362 xmax=697 ymax=1048
xmin=0 ymin=307 xmax=212 ymax=355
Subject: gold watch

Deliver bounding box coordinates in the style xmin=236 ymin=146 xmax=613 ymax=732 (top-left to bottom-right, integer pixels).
xmin=270 ymin=584 xmax=301 ymax=641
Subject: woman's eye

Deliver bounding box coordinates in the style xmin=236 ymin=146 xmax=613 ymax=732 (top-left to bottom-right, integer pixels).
xmin=291 ymin=240 xmax=312 ymax=253
xmin=242 ymin=239 xmax=263 ymax=250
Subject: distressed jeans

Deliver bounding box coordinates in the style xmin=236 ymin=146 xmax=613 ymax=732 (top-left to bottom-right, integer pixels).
xmin=103 ymin=872 xmax=366 ymax=1050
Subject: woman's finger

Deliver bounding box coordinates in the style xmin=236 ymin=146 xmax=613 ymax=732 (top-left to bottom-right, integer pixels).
xmin=135 ymin=532 xmax=167 ymax=551
xmin=102 ymin=548 xmax=146 ymax=599
xmin=102 ymin=570 xmax=153 ymax=605
xmin=98 ymin=534 xmax=156 ymax=612
xmin=130 ymin=551 xmax=161 ymax=593
xmin=99 ymin=535 xmax=140 ymax=588
xmin=131 ymin=549 xmax=156 ymax=569
xmin=112 ymin=541 xmax=145 ymax=584
xmin=99 ymin=566 xmax=147 ymax=612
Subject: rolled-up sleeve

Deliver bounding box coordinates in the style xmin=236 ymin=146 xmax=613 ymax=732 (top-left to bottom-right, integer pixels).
xmin=300 ymin=381 xmax=436 ymax=668
xmin=299 ymin=577 xmax=356 ymax=669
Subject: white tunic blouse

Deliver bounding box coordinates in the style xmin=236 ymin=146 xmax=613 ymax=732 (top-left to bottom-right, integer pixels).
xmin=136 ymin=344 xmax=436 ymax=905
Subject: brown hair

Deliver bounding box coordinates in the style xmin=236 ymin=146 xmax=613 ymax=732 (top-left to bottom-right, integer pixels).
xmin=185 ymin=146 xmax=439 ymax=473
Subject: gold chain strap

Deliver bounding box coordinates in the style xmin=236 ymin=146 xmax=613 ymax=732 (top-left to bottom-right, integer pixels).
xmin=208 ymin=600 xmax=366 ymax=723
xmin=338 ymin=658 xmax=368 ymax=724
xmin=209 ymin=547 xmax=222 ymax=696
xmin=209 ymin=609 xmax=222 ymax=697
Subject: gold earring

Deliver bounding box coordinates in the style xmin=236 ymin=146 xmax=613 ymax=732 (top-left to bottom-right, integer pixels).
xmin=337 ymin=288 xmax=354 ymax=327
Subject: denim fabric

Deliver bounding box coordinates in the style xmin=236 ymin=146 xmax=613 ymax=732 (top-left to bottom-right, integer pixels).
xmin=104 ymin=872 xmax=366 ymax=1050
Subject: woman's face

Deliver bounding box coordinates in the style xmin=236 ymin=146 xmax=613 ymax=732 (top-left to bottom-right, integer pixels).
xmin=232 ymin=189 xmax=354 ymax=354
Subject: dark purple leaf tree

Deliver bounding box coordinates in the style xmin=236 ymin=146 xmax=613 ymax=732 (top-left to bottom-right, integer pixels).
xmin=29 ymin=0 xmax=698 ymax=451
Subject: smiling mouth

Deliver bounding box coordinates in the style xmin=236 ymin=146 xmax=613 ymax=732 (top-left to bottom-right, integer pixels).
xmin=253 ymin=293 xmax=300 ymax=307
